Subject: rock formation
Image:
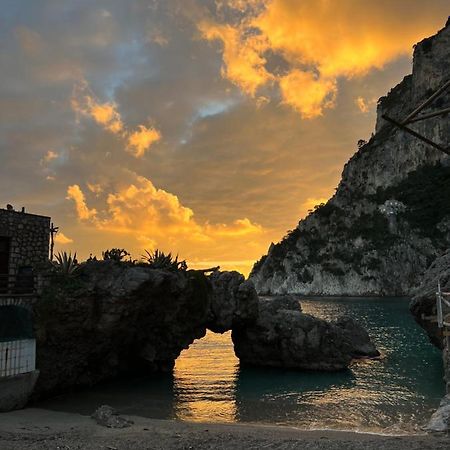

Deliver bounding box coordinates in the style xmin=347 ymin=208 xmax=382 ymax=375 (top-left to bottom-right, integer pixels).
xmin=250 ymin=20 xmax=450 ymax=296
xmin=33 ymin=263 xmax=257 ymax=398
xmin=207 ymin=271 xmax=259 ymax=333
xmin=232 ymin=296 xmax=379 ymax=371
xmin=32 ymin=263 xmax=377 ymax=399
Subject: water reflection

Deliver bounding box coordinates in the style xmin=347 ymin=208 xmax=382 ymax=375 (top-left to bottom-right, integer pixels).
xmin=38 ymin=297 xmax=444 ymax=433
xmin=173 ymin=330 xmax=239 ymax=422
xmin=235 ymin=365 xmax=356 ymax=425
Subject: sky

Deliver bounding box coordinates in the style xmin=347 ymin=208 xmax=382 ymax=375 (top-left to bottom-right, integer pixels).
xmin=1 ymin=0 xmax=448 ymax=276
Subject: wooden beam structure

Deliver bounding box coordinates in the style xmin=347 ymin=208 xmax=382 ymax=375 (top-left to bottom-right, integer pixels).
xmin=382 ymin=78 xmax=449 ymax=154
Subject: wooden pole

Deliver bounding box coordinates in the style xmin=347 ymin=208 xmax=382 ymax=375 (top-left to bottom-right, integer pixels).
xmin=407 ymin=107 xmax=450 ymax=123
xmin=49 ymin=223 xmax=59 ymax=261
xmin=382 ymin=114 xmax=450 ymax=155
xmin=401 ymin=79 xmax=450 ymax=124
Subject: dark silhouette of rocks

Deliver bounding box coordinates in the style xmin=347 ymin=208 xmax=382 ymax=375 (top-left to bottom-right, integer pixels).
xmin=232 ymin=296 xmax=378 ymax=371
xmin=32 ymin=262 xmax=377 ymax=399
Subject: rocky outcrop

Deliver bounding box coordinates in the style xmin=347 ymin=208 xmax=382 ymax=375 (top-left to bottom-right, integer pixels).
xmin=32 ymin=263 xmax=378 ymax=398
xmin=250 ymin=21 xmax=450 ymax=296
xmin=33 ymin=263 xmax=259 ymax=398
xmin=232 ymin=296 xmax=378 ymax=371
xmin=426 ymin=394 xmax=450 ymax=433
xmin=410 ymin=250 xmax=450 ymax=349
xmin=33 ymin=261 xmax=211 ymax=397
xmin=334 ymin=316 xmax=380 ymax=359
xmin=207 ymin=271 xmax=259 ymax=333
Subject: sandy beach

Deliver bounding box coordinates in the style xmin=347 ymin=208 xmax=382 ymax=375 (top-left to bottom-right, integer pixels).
xmin=0 ymin=408 xmax=448 ymax=450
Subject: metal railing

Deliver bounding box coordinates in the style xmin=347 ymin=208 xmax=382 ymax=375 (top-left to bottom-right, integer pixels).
xmin=0 ymin=274 xmax=37 ymax=296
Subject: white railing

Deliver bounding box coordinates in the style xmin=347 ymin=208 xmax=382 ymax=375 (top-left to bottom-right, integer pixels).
xmin=0 ymin=339 xmax=36 ymax=377
xmin=436 ymin=281 xmax=450 ymax=329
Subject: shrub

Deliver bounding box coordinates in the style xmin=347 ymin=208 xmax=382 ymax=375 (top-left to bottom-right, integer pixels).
xmin=142 ymin=249 xmax=187 ymax=271
xmin=102 ymin=248 xmax=131 ymax=262
xmin=53 ymin=251 xmax=79 ymax=275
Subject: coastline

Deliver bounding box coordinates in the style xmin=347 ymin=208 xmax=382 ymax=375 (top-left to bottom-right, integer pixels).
xmin=0 ymin=408 xmax=448 ymax=450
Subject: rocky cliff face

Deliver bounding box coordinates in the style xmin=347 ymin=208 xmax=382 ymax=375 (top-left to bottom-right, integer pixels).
xmin=250 ymin=21 xmax=450 ymax=296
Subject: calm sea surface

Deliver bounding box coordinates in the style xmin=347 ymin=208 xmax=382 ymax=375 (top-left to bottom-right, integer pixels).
xmin=39 ymin=297 xmax=445 ymax=434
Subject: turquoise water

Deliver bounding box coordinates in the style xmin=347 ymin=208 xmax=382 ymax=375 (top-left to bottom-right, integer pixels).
xmin=39 ymin=297 xmax=445 ymax=433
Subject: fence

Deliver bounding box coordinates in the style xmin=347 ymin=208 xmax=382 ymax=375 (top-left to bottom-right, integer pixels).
xmin=436 ymin=281 xmax=450 ymax=333
xmin=0 ymin=339 xmax=36 ymax=377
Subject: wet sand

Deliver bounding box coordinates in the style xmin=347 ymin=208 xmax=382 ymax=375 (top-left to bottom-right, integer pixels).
xmin=0 ymin=408 xmax=448 ymax=450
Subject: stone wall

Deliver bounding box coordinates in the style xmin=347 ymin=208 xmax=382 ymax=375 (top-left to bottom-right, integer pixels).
xmin=0 ymin=209 xmax=50 ymax=276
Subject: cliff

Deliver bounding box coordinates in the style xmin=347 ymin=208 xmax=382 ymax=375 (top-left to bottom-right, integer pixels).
xmin=250 ymin=21 xmax=450 ymax=296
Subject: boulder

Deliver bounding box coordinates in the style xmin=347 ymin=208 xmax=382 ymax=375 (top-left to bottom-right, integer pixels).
xmin=207 ymin=271 xmax=259 ymax=333
xmin=334 ymin=316 xmax=380 ymax=358
xmin=232 ymin=297 xmax=378 ymax=371
xmin=92 ymin=405 xmax=133 ymax=428
xmin=426 ymin=394 xmax=450 ymax=433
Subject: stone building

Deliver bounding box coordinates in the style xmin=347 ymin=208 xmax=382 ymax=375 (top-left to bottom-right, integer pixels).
xmin=0 ymin=206 xmax=50 ymax=411
xmin=0 ymin=206 xmax=50 ymax=295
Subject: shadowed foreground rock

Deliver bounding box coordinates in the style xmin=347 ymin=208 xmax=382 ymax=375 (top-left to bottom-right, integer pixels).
xmin=33 ymin=263 xmax=257 ymax=399
xmin=232 ymin=296 xmax=378 ymax=371
xmin=32 ymin=263 xmax=377 ymax=400
xmin=334 ymin=316 xmax=380 ymax=359
xmin=207 ymin=271 xmax=259 ymax=333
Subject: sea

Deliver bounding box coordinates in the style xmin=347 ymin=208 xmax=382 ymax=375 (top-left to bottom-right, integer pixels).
xmin=39 ymin=297 xmax=445 ymax=434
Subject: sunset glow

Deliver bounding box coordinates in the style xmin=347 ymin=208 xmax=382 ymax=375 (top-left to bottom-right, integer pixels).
xmin=1 ymin=0 xmax=448 ymax=276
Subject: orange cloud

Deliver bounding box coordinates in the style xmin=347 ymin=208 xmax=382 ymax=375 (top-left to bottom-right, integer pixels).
xmin=205 ymin=218 xmax=263 ymax=237
xmin=66 ymin=174 xmax=264 ymax=260
xmin=71 ymin=81 xmax=161 ymax=157
xmin=72 ymin=82 xmax=124 ymax=134
xmin=55 ymin=232 xmax=74 ymax=244
xmin=355 ymin=96 xmax=377 ymax=113
xmin=279 ymin=70 xmax=337 ymax=118
xmin=89 ymin=101 xmax=124 ymax=134
xmin=199 ymin=0 xmax=446 ymax=118
xmin=198 ymin=21 xmax=272 ymax=96
xmin=126 ymin=125 xmax=162 ymax=158
xmin=67 ymin=184 xmax=97 ymax=220
xmin=87 ymin=182 xmax=103 ymax=195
